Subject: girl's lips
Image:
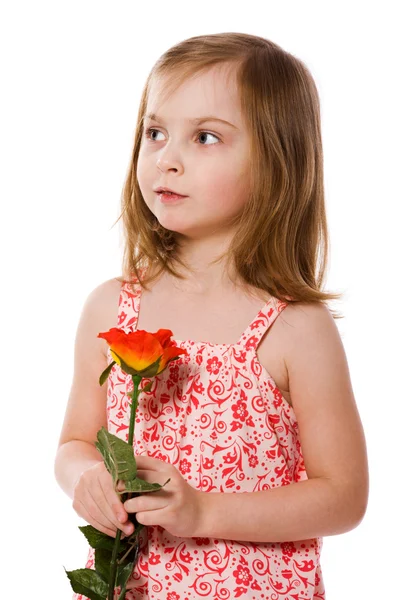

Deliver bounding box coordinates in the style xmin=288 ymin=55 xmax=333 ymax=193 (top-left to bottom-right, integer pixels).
xmin=157 ymin=191 xmax=188 ymax=203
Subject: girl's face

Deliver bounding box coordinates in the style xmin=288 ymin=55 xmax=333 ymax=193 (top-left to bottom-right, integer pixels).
xmin=137 ymin=65 xmax=252 ymax=240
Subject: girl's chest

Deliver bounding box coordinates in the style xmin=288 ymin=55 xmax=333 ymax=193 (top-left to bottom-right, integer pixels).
xmin=136 ymin=289 xmax=292 ymax=408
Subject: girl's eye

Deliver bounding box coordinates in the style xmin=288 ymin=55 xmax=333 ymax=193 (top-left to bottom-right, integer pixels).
xmin=144 ymin=127 xmax=220 ymax=146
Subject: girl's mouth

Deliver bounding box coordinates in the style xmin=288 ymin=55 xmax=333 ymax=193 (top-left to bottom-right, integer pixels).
xmin=157 ymin=191 xmax=188 ymax=202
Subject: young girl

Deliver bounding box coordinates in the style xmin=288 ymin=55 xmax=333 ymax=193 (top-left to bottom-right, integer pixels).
xmin=55 ymin=32 xmax=369 ymax=600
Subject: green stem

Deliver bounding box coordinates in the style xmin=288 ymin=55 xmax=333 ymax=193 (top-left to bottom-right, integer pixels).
xmin=128 ymin=375 xmax=141 ymax=446
xmin=108 ymin=374 xmax=142 ymax=599
xmin=117 ymin=523 xmax=144 ymax=564
xmin=108 ymin=528 xmax=123 ymax=600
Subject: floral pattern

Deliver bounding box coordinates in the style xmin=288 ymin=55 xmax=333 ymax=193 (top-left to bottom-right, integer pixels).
xmin=73 ymin=269 xmax=325 ymax=599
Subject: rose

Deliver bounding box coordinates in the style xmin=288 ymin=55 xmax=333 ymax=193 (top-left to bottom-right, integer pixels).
xmin=65 ymin=327 xmax=188 ymax=600
xmin=102 ymin=327 xmax=187 ymax=378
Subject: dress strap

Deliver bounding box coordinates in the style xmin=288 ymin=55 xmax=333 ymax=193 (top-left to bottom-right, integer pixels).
xmin=117 ymin=271 xmax=144 ymax=331
xmin=238 ymin=296 xmax=289 ymax=351
xmin=122 ymin=268 xmax=289 ymax=351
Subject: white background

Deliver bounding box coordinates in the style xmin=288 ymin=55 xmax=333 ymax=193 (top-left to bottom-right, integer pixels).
xmin=1 ymin=1 xmax=399 ymax=598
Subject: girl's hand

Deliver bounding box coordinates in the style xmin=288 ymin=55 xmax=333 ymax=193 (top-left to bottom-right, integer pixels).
xmin=121 ymin=454 xmax=204 ymax=539
xmin=72 ymin=461 xmax=134 ymax=539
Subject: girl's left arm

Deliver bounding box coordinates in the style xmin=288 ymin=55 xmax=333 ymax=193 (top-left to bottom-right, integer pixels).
xmin=196 ymin=302 xmax=369 ymax=542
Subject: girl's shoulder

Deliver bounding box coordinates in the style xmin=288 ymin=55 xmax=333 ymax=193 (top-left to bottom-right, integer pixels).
xmin=277 ymin=300 xmax=344 ymax=398
xmin=88 ymin=276 xmax=124 ymax=357
xmin=278 ymin=300 xmax=337 ymax=339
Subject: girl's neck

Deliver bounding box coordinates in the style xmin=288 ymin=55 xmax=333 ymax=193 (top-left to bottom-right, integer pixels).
xmin=146 ymin=261 xmax=268 ymax=303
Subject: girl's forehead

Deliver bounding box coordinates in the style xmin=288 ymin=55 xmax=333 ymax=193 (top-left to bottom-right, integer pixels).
xmin=152 ymin=63 xmax=238 ymax=97
xmin=146 ymin=68 xmax=241 ymax=121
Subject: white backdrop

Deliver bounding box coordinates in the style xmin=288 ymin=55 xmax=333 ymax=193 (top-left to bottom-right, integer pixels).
xmin=1 ymin=1 xmax=399 ymax=598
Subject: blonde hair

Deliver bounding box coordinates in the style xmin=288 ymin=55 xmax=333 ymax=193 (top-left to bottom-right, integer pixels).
xmin=113 ymin=32 xmax=345 ymax=319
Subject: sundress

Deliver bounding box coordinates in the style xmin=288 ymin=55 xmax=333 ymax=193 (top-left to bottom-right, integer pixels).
xmin=73 ymin=268 xmax=326 ymax=599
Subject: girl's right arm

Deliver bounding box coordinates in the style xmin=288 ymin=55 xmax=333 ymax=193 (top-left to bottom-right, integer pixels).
xmin=54 ymin=280 xmax=134 ymax=539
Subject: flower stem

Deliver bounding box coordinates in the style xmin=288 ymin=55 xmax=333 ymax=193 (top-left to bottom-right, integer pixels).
xmin=128 ymin=375 xmax=141 ymax=446
xmin=108 ymin=374 xmax=142 ymax=598
xmin=107 ymin=528 xmax=123 ymax=600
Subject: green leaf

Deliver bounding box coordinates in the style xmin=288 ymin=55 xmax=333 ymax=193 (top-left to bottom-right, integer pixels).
xmin=121 ymin=476 xmax=171 ymax=493
xmin=95 ymin=427 xmax=137 ymax=483
xmin=78 ymin=525 xmax=115 ymax=551
xmin=78 ymin=525 xmax=134 ymax=560
xmin=116 ymin=560 xmax=135 ymax=589
xmin=93 ymin=546 xmax=113 ymax=583
xmin=141 ymin=381 xmax=153 ymax=393
xmin=78 ymin=525 xmax=128 ymax=553
xmin=64 ymin=566 xmax=108 ymax=600
xmin=99 ymin=361 xmax=116 ymax=386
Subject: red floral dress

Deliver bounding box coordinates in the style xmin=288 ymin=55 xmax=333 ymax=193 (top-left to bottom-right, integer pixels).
xmin=73 ymin=269 xmax=326 ymax=600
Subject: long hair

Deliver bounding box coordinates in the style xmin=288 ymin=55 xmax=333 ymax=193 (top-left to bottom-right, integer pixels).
xmin=112 ymin=32 xmax=345 ymax=319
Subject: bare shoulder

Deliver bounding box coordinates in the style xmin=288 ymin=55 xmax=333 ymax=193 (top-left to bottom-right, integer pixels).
xmin=279 ymin=300 xmax=338 ymax=337
xmin=88 ymin=276 xmax=123 ymax=357
xmin=279 ymin=301 xmax=342 ymax=369
xmin=258 ymin=301 xmax=337 ymax=403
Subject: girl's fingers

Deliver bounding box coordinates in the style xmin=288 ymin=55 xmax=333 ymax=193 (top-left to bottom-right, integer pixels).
xmin=97 ymin=479 xmax=133 ymax=535
xmin=74 ymin=496 xmax=126 ymax=539
xmin=129 ymin=470 xmax=166 ymax=485
xmin=87 ymin=485 xmax=123 ymax=533
xmin=72 ymin=464 xmax=134 ymax=538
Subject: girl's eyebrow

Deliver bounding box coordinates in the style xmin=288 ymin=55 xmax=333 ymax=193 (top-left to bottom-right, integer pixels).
xmin=144 ymin=112 xmax=239 ymax=130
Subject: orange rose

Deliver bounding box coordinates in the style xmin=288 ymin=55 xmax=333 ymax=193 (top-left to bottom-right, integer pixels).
xmin=98 ymin=327 xmax=188 ymax=378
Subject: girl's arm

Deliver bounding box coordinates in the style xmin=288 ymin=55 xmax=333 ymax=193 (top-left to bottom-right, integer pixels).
xmin=54 ymin=281 xmax=116 ymax=499
xmin=196 ymin=302 xmax=369 ymax=542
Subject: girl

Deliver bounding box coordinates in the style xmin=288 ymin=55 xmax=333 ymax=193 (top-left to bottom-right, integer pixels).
xmin=55 ymin=32 xmax=369 ymax=600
